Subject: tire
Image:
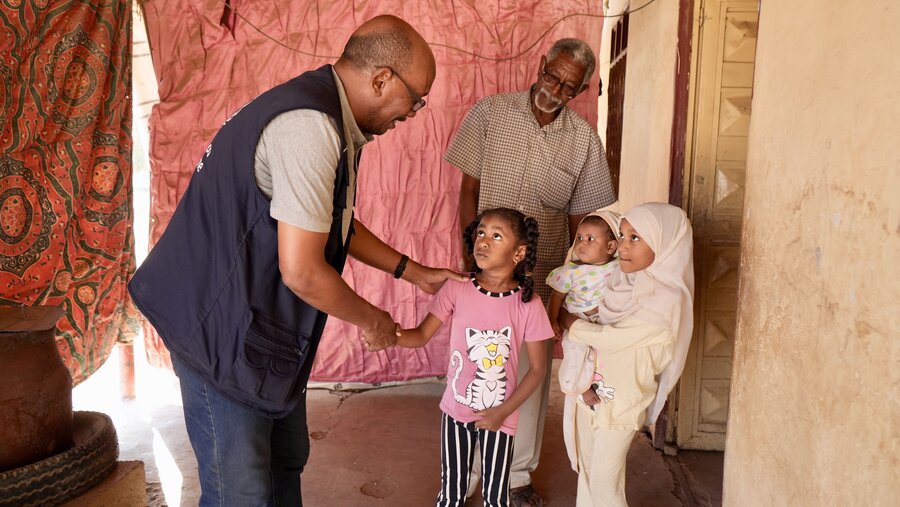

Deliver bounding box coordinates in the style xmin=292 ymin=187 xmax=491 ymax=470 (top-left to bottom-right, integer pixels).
xmin=0 ymin=411 xmax=119 ymax=507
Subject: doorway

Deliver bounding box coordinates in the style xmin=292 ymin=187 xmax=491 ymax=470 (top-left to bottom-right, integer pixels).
xmin=676 ymin=0 xmax=760 ymax=451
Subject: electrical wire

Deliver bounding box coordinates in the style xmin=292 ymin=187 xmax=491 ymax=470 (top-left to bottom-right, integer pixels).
xmin=221 ymin=0 xmax=659 ymax=61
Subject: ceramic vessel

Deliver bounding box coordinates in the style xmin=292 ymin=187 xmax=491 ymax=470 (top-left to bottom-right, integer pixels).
xmin=0 ymin=306 xmax=72 ymax=472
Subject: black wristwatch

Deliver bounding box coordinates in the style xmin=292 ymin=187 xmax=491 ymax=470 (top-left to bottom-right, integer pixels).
xmin=393 ymin=254 xmax=409 ymax=279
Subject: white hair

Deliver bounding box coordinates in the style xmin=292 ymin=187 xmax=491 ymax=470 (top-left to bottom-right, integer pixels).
xmin=547 ymin=38 xmax=597 ymax=88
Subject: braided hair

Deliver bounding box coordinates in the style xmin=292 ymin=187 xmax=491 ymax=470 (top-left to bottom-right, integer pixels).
xmin=462 ymin=208 xmax=540 ymax=303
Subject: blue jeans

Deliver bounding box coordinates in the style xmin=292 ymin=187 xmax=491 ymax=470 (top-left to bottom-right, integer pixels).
xmin=173 ymin=357 xmax=309 ymax=506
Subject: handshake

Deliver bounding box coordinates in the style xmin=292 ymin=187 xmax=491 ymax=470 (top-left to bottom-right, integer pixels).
xmin=361 ymin=308 xmax=402 ymax=352
xmin=357 ymin=264 xmax=466 ymax=351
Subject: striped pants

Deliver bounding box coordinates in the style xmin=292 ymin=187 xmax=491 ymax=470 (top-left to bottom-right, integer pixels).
xmin=437 ymin=413 xmax=515 ymax=507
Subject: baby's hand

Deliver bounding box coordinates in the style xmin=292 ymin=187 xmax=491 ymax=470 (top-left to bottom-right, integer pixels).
xmin=581 ymin=387 xmax=602 ymax=406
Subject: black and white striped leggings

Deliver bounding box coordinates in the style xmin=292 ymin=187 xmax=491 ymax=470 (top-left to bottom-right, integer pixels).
xmin=436 ymin=412 xmax=515 ymax=507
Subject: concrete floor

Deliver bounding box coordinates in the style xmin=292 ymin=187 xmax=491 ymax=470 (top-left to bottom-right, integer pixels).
xmin=72 ymin=344 xmax=723 ymax=506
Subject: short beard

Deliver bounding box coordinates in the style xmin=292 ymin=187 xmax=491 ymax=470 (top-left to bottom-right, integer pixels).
xmin=533 ymin=87 xmax=563 ymax=113
xmin=361 ymin=108 xmax=384 ymax=136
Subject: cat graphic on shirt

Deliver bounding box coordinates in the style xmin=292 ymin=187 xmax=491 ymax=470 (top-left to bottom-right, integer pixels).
xmin=450 ymin=326 xmax=512 ymax=411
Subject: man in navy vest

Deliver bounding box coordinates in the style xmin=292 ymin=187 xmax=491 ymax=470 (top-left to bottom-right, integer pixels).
xmin=129 ymin=15 xmax=463 ymax=506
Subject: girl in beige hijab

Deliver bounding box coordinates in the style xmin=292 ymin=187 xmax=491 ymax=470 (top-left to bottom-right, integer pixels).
xmin=557 ymin=202 xmax=695 ymax=507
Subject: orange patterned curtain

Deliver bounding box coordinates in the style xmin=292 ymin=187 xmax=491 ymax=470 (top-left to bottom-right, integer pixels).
xmin=0 ymin=0 xmax=138 ymax=384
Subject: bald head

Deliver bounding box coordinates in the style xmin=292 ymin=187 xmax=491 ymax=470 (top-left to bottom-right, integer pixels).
xmin=334 ymin=15 xmax=436 ymax=136
xmin=339 ymin=15 xmax=434 ymax=76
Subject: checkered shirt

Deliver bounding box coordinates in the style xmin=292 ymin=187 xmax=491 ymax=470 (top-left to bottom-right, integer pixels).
xmin=445 ymin=90 xmax=616 ymax=301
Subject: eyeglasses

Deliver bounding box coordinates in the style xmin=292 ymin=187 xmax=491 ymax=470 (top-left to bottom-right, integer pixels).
xmin=387 ymin=67 xmax=426 ymax=112
xmin=539 ymin=64 xmax=580 ymax=98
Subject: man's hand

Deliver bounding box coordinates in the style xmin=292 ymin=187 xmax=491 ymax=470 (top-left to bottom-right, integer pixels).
xmin=362 ymin=309 xmax=399 ymax=351
xmin=347 ymin=220 xmax=467 ymax=295
xmin=403 ymin=261 xmax=468 ymax=295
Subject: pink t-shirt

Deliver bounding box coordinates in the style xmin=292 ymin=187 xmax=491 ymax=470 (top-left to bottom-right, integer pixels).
xmin=426 ymin=278 xmax=554 ymax=435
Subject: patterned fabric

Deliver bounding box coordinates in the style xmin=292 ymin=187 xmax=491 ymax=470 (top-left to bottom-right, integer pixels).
xmin=445 ymin=90 xmax=616 ymax=301
xmin=472 ymin=277 xmax=521 ymax=298
xmin=546 ymin=259 xmax=618 ymax=317
xmin=0 ymin=0 xmax=137 ymax=383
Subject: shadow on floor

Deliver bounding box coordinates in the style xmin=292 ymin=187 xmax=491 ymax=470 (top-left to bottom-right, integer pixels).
xmin=73 ymin=346 xmax=723 ymax=506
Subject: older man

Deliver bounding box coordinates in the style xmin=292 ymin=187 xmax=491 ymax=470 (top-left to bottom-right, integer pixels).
xmin=130 ymin=15 xmax=462 ymax=506
xmin=446 ymin=38 xmax=616 ymax=506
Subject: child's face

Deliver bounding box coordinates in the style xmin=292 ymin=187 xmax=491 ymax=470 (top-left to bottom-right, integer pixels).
xmin=617 ymin=218 xmax=655 ymax=273
xmin=574 ymin=221 xmax=617 ymax=265
xmin=473 ymin=215 xmax=525 ymax=272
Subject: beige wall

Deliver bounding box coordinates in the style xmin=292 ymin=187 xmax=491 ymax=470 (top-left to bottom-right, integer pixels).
xmin=723 ymin=2 xmax=900 ymax=505
xmin=598 ymin=0 xmax=678 ymax=212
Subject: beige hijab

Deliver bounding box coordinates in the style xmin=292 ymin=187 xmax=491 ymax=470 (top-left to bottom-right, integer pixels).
xmin=592 ymin=202 xmax=695 ymax=423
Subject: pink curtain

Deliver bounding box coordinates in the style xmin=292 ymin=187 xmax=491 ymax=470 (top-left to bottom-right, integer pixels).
xmin=141 ymin=0 xmax=603 ymax=382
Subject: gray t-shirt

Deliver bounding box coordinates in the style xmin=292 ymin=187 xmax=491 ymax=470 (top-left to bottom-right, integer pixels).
xmin=253 ymin=70 xmax=369 ymax=240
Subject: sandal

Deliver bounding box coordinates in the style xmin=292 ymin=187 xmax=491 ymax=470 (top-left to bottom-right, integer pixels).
xmin=510 ymin=484 xmax=544 ymax=507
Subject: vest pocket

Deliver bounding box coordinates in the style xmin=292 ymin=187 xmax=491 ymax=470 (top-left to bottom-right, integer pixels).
xmin=240 ymin=312 xmax=309 ymax=403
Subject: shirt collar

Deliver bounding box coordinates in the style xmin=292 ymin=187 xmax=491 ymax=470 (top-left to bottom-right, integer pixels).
xmin=519 ymin=86 xmax=572 ymax=133
xmin=332 ymin=68 xmax=373 ymax=148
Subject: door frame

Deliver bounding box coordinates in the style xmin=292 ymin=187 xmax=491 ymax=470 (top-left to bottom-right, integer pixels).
xmin=655 ymin=0 xmax=701 ymax=449
xmin=672 ymin=0 xmax=761 ymax=450
xmin=668 ymin=0 xmax=698 ymax=211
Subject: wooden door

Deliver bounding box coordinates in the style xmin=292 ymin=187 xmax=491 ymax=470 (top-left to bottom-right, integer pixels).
xmin=606 ymin=11 xmax=629 ymax=194
xmin=676 ymin=0 xmax=759 ymax=451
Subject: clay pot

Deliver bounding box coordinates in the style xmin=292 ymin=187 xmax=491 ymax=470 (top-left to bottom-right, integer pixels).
xmin=0 ymin=306 xmax=72 ymax=472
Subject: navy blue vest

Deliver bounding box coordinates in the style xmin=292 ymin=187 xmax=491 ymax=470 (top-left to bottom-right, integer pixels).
xmin=129 ymin=65 xmax=352 ymax=416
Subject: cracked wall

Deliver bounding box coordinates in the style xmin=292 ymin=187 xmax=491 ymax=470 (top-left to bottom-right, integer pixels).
xmin=723 ymin=2 xmax=900 ymax=505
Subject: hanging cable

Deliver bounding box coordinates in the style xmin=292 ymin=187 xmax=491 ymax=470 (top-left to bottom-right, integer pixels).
xmin=220 ymin=0 xmax=659 ymax=61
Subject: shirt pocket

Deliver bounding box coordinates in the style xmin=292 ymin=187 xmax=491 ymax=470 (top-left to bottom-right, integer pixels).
xmin=538 ymin=166 xmax=578 ymax=210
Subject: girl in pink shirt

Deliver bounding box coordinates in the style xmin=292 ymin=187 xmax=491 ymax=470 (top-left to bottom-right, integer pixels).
xmin=397 ymin=208 xmax=554 ymax=507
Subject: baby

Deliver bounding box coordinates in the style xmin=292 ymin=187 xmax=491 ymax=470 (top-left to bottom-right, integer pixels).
xmin=547 ymin=211 xmax=619 ymax=406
